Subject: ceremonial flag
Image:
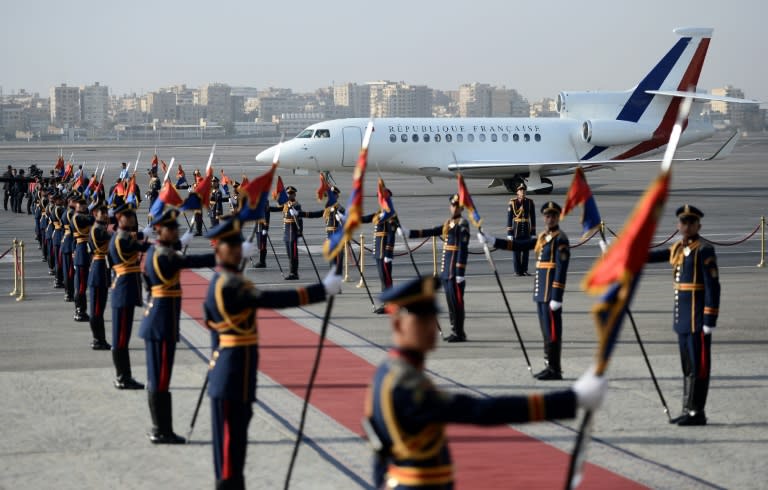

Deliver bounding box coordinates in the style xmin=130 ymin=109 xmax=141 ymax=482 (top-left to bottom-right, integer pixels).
xmin=272 ymin=175 xmax=288 ymax=205
xmin=151 ymin=154 xmax=159 ymax=171
xmin=149 ymin=180 xmax=184 ymax=217
xmin=180 ymin=167 xmax=213 ymax=211
xmin=323 ymin=121 xmax=373 ymax=261
xmin=72 ymin=173 xmax=86 ymax=193
xmin=176 ymin=164 xmax=188 ymax=188
xmin=220 ymin=169 xmax=231 ymax=197
xmin=54 ymin=156 xmax=65 ymax=176
xmin=124 ymin=175 xmax=139 ymax=206
xmin=240 ymin=175 xmax=249 ymax=189
xmin=315 ymin=173 xmax=330 ymax=202
xmin=457 ymin=174 xmax=482 ymax=227
xmin=583 ymin=168 xmax=670 ymax=373
xmin=161 ymin=160 xmax=168 ymax=175
xmin=237 ymin=164 xmax=276 ymax=222
xmin=62 ymin=162 xmax=73 ymax=182
xmin=377 ymin=178 xmax=395 ymax=220
xmin=561 ymin=167 xmax=602 ymax=237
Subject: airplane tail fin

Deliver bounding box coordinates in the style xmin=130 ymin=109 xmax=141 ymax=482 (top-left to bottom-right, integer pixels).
xmin=617 ymin=27 xmax=712 ymax=123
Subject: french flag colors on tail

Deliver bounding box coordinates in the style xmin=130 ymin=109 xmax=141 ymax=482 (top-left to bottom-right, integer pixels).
xmin=237 ymin=164 xmax=276 ymax=222
xmin=583 ymin=168 xmax=670 ymax=375
xmin=323 ymin=121 xmax=373 ymax=261
xmin=377 ymin=178 xmax=395 ymax=220
xmin=149 ymin=180 xmax=184 ymax=217
xmin=561 ymin=166 xmax=602 ymax=237
xmin=272 ymin=175 xmax=288 ymax=205
xmin=180 ymin=167 xmax=213 ymax=211
xmin=457 ymin=174 xmax=482 ymax=227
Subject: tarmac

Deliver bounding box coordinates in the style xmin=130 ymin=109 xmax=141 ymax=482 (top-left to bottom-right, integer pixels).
xmin=0 ymin=133 xmax=766 ymax=489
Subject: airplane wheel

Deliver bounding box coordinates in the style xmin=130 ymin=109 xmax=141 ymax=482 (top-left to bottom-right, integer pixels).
xmin=503 ymin=177 xmax=525 ymax=192
xmin=533 ymin=178 xmax=553 ymax=195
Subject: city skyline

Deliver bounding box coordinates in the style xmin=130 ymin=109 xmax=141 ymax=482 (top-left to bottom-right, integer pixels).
xmin=2 ymin=0 xmax=766 ymax=105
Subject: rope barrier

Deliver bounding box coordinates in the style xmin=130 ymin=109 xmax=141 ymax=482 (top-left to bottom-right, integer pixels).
xmin=350 ymin=237 xmax=431 ymax=256
xmin=605 ymin=222 xmax=760 ymax=248
xmin=569 ymin=228 xmax=601 ymax=249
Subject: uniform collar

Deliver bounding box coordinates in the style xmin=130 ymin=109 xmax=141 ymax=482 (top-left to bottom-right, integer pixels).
xmin=389 ymin=348 xmax=425 ymax=369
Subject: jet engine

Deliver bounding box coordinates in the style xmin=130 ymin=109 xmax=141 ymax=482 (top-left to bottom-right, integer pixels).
xmin=580 ymin=120 xmax=656 ymax=146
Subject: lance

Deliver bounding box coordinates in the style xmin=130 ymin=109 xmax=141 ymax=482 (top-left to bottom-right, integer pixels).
xmin=300 ymin=233 xmax=322 ymax=282
xmin=132 ymin=151 xmax=141 ymax=176
xmin=478 ymin=227 xmax=533 ymax=375
xmin=186 ymin=372 xmax=209 ymax=441
xmin=162 ymin=157 xmax=175 ymax=183
xmin=564 ymin=96 xmax=693 ymax=490
xmin=346 ymin=237 xmax=376 ymax=307
xmin=266 ymin=234 xmax=285 ymax=277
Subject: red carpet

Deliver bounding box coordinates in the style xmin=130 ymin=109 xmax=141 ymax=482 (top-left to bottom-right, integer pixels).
xmin=181 ymin=270 xmax=646 ymax=489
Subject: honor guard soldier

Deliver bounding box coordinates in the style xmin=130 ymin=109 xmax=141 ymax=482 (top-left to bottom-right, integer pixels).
xmin=51 ymin=193 xmax=66 ymax=288
xmin=72 ymin=198 xmax=95 ymax=322
xmin=253 ymin=201 xmax=271 ymax=268
xmin=398 ymin=194 xmax=470 ymax=342
xmin=45 ymin=194 xmax=57 ymax=275
xmin=364 ymin=276 xmax=606 ymax=490
xmin=647 ymin=205 xmax=720 ymax=426
xmin=506 ymin=182 xmax=536 ymax=276
xmin=146 ymin=167 xmax=161 ymax=211
xmin=61 ymin=193 xmax=78 ymax=302
xmin=362 ymin=186 xmax=397 ymax=294
xmin=108 ymin=202 xmax=150 ymax=389
xmin=479 ymin=201 xmax=570 ymax=379
xmin=139 ymin=208 xmax=215 ymax=444
xmin=322 ymin=186 xmax=345 ymax=271
xmin=209 ymin=177 xmax=224 ymax=227
xmin=202 ymin=217 xmax=342 ymax=488
xmin=87 ymin=205 xmax=112 ymax=350
xmin=280 ymin=186 xmax=303 ymax=280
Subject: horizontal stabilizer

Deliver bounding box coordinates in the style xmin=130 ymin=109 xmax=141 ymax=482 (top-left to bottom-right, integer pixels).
xmin=646 ymin=90 xmax=761 ymax=104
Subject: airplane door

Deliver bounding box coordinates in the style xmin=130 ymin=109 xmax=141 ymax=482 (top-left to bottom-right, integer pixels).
xmin=342 ymin=126 xmax=362 ymax=167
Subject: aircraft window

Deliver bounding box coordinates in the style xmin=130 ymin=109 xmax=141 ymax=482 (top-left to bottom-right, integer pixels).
xmin=502 ymin=134 xmax=509 ymax=142
xmin=479 ymin=134 xmax=486 ymax=142
xmin=390 ymin=134 xmax=397 ymax=143
xmin=434 ymin=134 xmax=442 ymax=142
xmin=524 ymin=134 xmax=531 ymax=142
xmin=314 ymin=129 xmax=331 ymax=138
xmin=423 ymin=134 xmax=430 ymax=142
xmin=412 ymin=134 xmax=419 ymax=142
xmin=534 ymin=134 xmax=541 ymax=142
xmin=513 ymin=134 xmax=519 ymax=142
xmin=491 ymin=134 xmax=498 ymax=142
xmin=457 ymin=134 xmax=463 ymax=142
xmin=467 ymin=134 xmax=474 ymax=142
xmin=297 ymin=129 xmax=314 ymax=138
xmin=401 ymin=134 xmax=408 ymax=143
xmin=445 ymin=134 xmax=453 ymax=142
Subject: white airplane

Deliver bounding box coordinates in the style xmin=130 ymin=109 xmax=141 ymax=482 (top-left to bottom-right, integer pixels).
xmin=255 ymin=27 xmax=757 ymax=194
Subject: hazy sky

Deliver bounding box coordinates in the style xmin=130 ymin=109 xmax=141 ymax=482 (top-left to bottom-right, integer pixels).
xmin=3 ymin=0 xmax=766 ymax=103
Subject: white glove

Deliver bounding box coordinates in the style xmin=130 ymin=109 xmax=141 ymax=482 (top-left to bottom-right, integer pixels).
xmin=335 ymin=212 xmax=344 ymax=223
xmin=703 ymin=325 xmax=714 ymax=335
xmin=261 ymin=229 xmax=268 ymax=236
xmin=289 ymin=207 xmax=298 ymax=217
xmin=383 ymin=257 xmax=392 ymax=264
xmin=322 ymin=270 xmax=343 ymax=296
xmin=141 ymin=225 xmax=152 ymax=237
xmin=378 ymin=211 xmax=386 ymax=220
xmin=573 ymin=366 xmax=608 ymax=411
xmin=228 ymin=197 xmax=236 ymax=206
xmin=108 ymin=209 xmax=115 ymax=217
xmin=397 ymin=225 xmax=409 ymax=238
xmin=598 ymin=239 xmax=611 ymax=253
xmin=456 ymin=276 xmax=465 ymax=284
xmin=241 ymin=240 xmax=256 ymax=258
xmin=180 ymin=230 xmax=194 ymax=247
xmin=549 ymin=300 xmax=562 ymax=311
xmin=507 ymin=235 xmax=513 ymax=241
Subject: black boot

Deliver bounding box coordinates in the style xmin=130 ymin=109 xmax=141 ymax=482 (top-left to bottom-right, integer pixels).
xmin=73 ymin=296 xmax=89 ymax=322
xmin=90 ymin=316 xmax=110 ymax=350
xmin=147 ymin=391 xmax=161 ymax=440
xmin=113 ymin=349 xmax=144 ymax=390
xmin=254 ymin=249 xmax=267 ymax=268
xmin=216 ymin=476 xmax=245 ymax=489
xmin=678 ymin=375 xmax=709 ymax=426
xmin=670 ymin=376 xmax=692 ymax=424
xmin=536 ymin=342 xmax=563 ymax=380
xmin=149 ymin=392 xmax=185 ymax=444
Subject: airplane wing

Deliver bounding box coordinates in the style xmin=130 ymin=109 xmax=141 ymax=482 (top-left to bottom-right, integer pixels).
xmin=447 ymin=131 xmax=739 ymax=177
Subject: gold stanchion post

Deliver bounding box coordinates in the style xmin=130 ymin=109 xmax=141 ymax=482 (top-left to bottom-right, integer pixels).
xmin=432 ymin=236 xmax=438 ymax=277
xmin=758 ymin=216 xmax=765 ymax=268
xmin=17 ymin=241 xmax=25 ymax=301
xmin=357 ymin=234 xmax=365 ymax=288
xmin=343 ymin=242 xmax=350 ymax=282
xmin=10 ymin=239 xmax=19 ymax=296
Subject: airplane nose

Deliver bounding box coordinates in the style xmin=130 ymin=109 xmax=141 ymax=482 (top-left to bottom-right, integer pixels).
xmin=255 ymin=147 xmax=274 ymax=165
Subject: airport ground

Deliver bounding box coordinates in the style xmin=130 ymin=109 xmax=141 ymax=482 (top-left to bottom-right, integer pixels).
xmin=0 ymin=133 xmax=766 ymax=489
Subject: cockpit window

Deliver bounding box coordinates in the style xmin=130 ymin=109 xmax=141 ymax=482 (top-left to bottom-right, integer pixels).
xmin=314 ymin=129 xmax=331 ymax=138
xmin=297 ymin=129 xmax=314 ymax=138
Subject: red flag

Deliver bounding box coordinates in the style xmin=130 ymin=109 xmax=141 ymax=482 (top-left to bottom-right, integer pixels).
xmin=62 ymin=163 xmax=73 ymax=181
xmin=237 ymin=164 xmax=276 ymax=221
xmin=194 ymin=167 xmax=213 ymax=208
xmin=315 ymin=173 xmax=329 ymax=202
xmin=54 ymin=156 xmax=65 ymax=173
xmin=151 ymin=154 xmax=159 ymax=169
xmin=323 ymin=144 xmax=368 ymax=260
xmin=561 ymin=167 xmax=602 ymax=237
xmin=583 ymin=169 xmax=670 ymax=293
xmin=272 ymin=175 xmax=287 ymax=204
xmin=158 ymin=180 xmax=183 ymax=207
xmin=457 ymin=174 xmax=482 ymax=227
xmin=161 ymin=160 xmax=168 ymax=174
xmin=240 ymin=175 xmax=249 ymax=188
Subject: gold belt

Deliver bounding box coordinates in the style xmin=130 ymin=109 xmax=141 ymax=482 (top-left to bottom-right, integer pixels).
xmin=513 ymin=218 xmax=530 ymax=222
xmin=76 ymin=238 xmax=89 ymax=244
xmin=92 ymin=255 xmax=106 ymax=260
xmin=386 ymin=464 xmax=453 ymax=488
xmin=113 ymin=263 xmax=141 ymax=276
xmin=150 ymin=285 xmax=182 ymax=297
xmin=444 ymin=245 xmax=458 ymax=251
xmin=675 ymin=283 xmax=704 ymax=291
xmin=218 ymin=333 xmax=259 ymax=347
xmin=536 ymin=261 xmax=556 ymax=269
